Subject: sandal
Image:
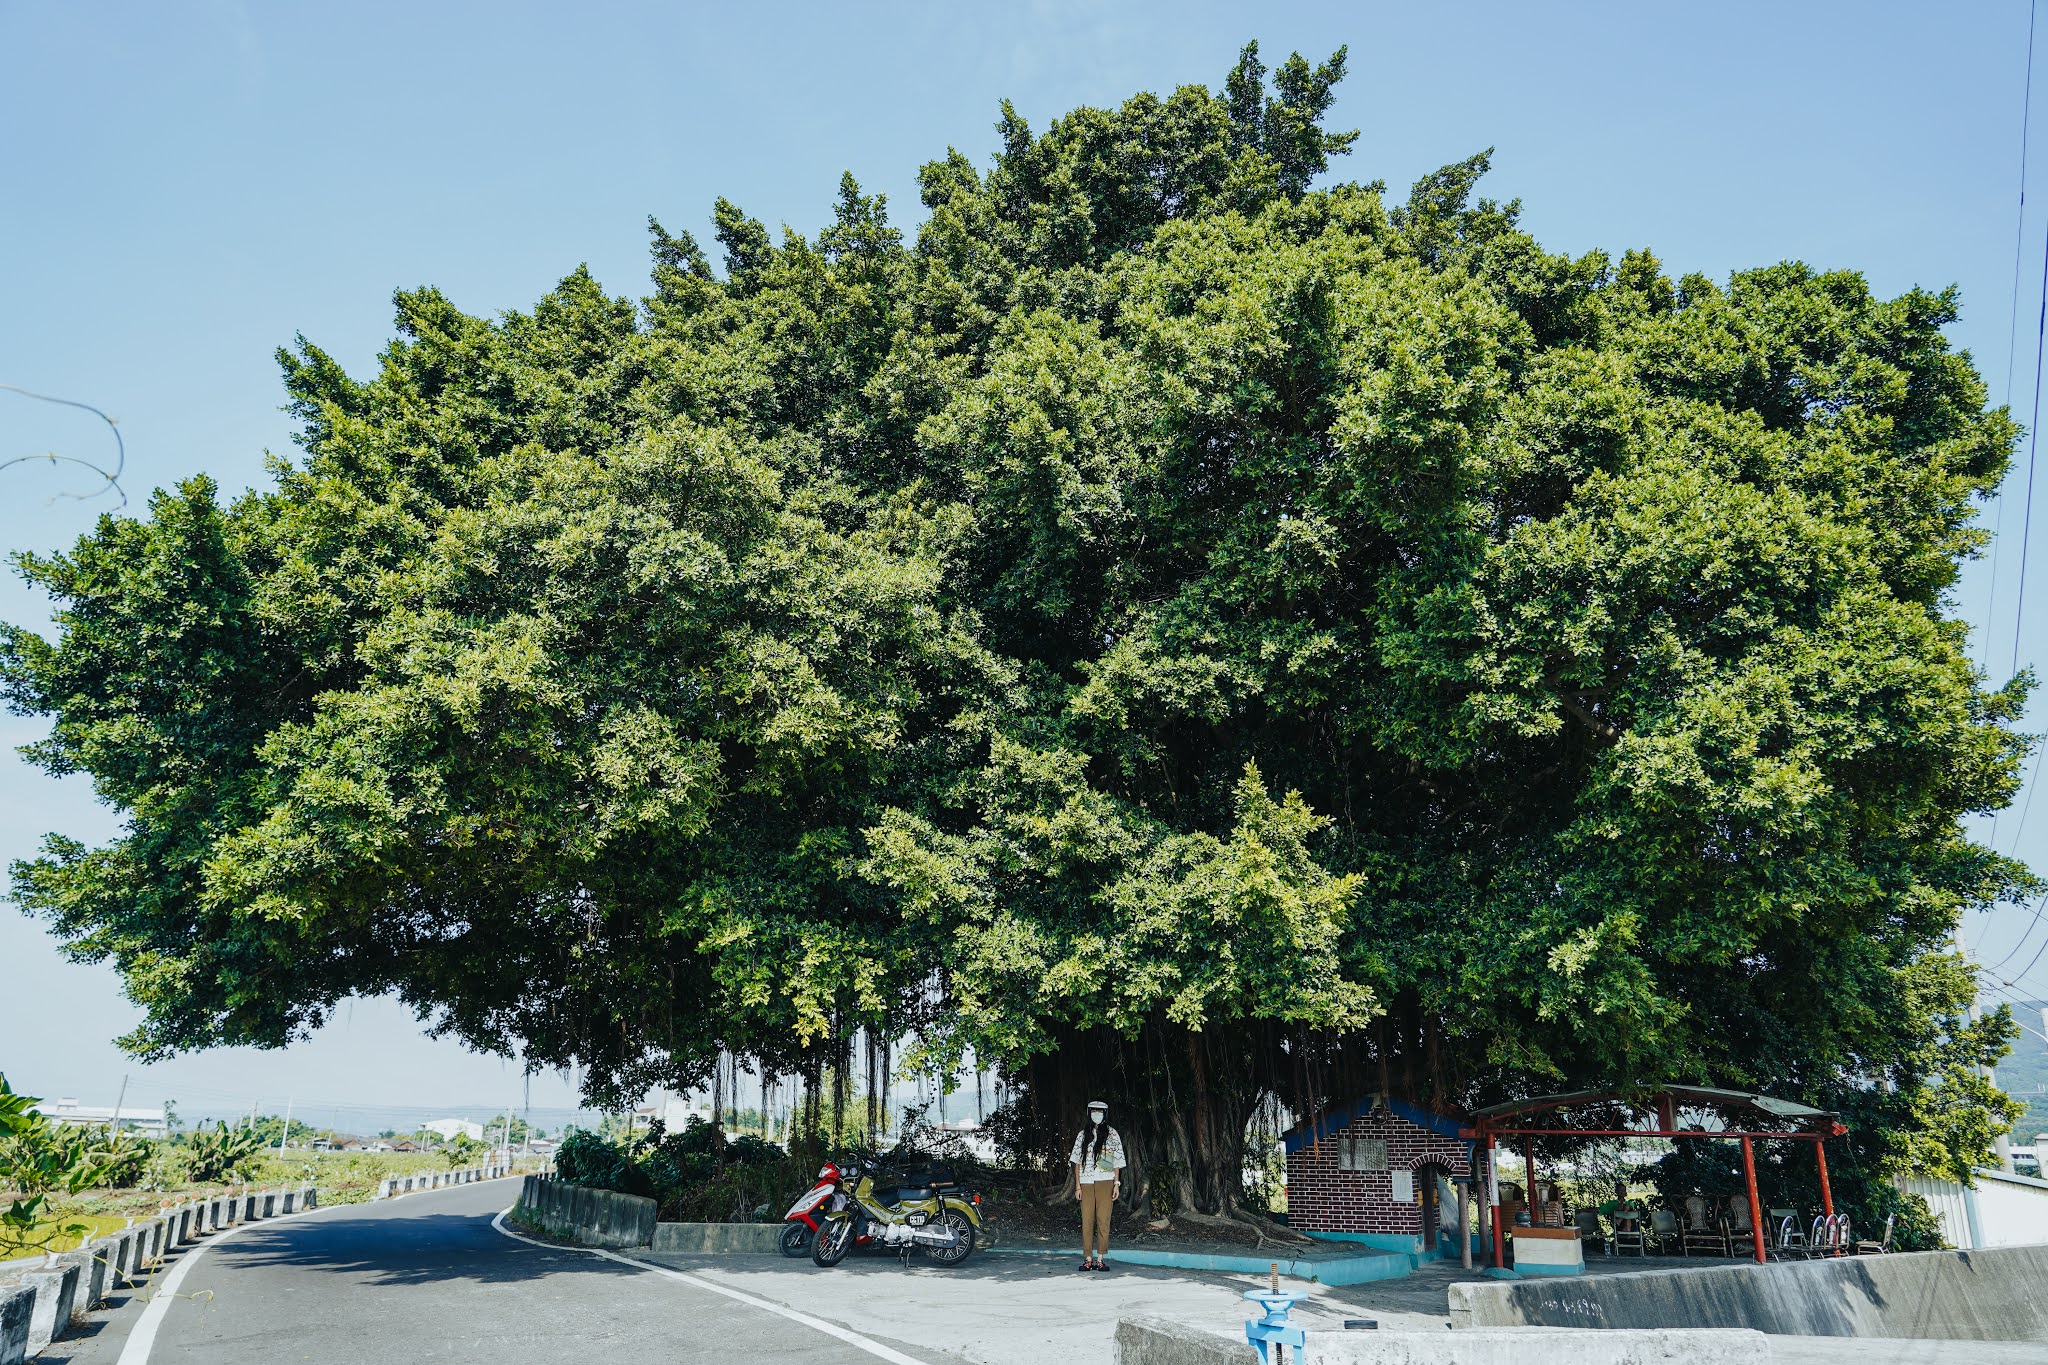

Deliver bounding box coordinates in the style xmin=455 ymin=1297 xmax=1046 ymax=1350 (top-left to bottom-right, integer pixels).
xmin=1079 ymin=1260 xmax=1095 ymax=1271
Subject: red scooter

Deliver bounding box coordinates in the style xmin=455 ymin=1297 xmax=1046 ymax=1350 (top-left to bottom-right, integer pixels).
xmin=782 ymin=1161 xmax=874 ymax=1257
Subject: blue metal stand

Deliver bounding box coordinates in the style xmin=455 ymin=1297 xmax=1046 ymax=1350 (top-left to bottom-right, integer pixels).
xmin=1243 ymin=1288 xmax=1308 ymax=1364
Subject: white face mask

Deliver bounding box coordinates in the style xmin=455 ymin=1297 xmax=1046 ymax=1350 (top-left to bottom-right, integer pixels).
xmin=1088 ymin=1110 xmax=1106 ymax=1123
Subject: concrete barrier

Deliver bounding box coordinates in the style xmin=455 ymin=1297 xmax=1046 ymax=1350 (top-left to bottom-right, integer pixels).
xmin=512 ymin=1175 xmax=657 ymax=1248
xmin=0 ymin=1182 xmax=318 ymax=1360
xmin=651 ymin=1222 xmax=783 ymax=1254
xmin=0 ymin=1284 xmax=32 ymax=1365
xmin=1113 ymin=1317 xmax=1772 ymax=1365
xmin=375 ymin=1162 xmax=514 ymax=1199
xmin=1447 ymin=1243 xmax=2048 ymax=1340
xmin=21 ymin=1257 xmax=80 ymax=1356
xmin=80 ymin=1239 xmax=114 ymax=1315
xmin=0 ymin=1284 xmax=31 ymax=1365
xmin=1115 ymin=1317 xmax=1250 ymax=1364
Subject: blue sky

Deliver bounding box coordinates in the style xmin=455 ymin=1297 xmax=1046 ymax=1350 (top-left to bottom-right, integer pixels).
xmin=4 ymin=0 xmax=2047 ymax=1119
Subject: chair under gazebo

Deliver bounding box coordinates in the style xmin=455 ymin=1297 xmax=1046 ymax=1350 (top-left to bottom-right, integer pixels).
xmin=1464 ymin=1086 xmax=1848 ymax=1270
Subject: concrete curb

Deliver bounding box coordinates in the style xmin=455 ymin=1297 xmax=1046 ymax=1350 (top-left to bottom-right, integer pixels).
xmin=650 ymin=1221 xmax=784 ymax=1254
xmin=0 ymin=1183 xmax=317 ymax=1365
xmin=987 ymin=1243 xmax=1416 ymax=1286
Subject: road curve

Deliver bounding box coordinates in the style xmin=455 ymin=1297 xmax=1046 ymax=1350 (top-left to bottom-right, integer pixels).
xmin=55 ymin=1178 xmax=965 ymax=1365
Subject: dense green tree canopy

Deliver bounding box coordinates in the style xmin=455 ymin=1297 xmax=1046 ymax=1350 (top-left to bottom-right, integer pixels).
xmin=5 ymin=44 xmax=2028 ymax=1219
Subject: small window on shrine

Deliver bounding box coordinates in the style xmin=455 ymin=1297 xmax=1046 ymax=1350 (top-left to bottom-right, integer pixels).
xmin=1337 ymin=1137 xmax=1388 ymax=1171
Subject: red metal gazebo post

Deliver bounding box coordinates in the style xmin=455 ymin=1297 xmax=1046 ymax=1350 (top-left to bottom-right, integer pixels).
xmin=1815 ymin=1138 xmax=1834 ymax=1220
xmin=1740 ymin=1136 xmax=1767 ymax=1264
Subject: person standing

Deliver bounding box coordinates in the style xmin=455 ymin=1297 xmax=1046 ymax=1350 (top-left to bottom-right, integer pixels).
xmin=1070 ymin=1099 xmax=1125 ymax=1271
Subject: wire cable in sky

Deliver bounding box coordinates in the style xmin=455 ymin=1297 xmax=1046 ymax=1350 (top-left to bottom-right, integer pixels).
xmin=1987 ymin=889 xmax=2048 ymax=973
xmin=1987 ymin=0 xmax=2040 ymax=674
xmin=0 ymin=381 xmax=127 ymax=507
xmin=2013 ymin=215 xmax=2048 ymax=682
xmin=1972 ymin=977 xmax=2048 ymax=1045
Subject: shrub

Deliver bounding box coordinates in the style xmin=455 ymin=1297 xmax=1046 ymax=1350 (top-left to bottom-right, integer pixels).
xmin=184 ymin=1122 xmax=264 ymax=1183
xmin=555 ymin=1128 xmax=654 ymax=1198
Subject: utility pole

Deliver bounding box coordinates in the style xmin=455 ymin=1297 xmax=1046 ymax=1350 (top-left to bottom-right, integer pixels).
xmin=110 ymin=1074 xmax=128 ymax=1135
xmin=1956 ymin=925 xmax=2016 ymax=1173
xmin=277 ymin=1097 xmax=292 ymax=1157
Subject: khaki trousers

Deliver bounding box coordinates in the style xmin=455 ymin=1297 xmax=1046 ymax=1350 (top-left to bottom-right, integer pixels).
xmin=1079 ymin=1178 xmax=1115 ymax=1257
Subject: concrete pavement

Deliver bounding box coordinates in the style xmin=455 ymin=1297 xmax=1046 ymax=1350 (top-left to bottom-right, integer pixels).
xmin=41 ymin=1178 xmax=969 ymax=1365
xmin=641 ymin=1244 xmax=1455 ymax=1364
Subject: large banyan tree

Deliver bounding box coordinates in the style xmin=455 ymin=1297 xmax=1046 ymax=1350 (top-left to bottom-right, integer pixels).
xmin=4 ymin=45 xmax=2030 ymax=1227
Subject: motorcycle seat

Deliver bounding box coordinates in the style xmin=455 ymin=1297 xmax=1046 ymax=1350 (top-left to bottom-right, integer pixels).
xmin=879 ymin=1186 xmax=933 ymax=1203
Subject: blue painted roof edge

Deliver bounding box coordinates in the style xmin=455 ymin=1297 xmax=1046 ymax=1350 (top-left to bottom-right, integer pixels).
xmin=1281 ymin=1094 xmax=1468 ymax=1155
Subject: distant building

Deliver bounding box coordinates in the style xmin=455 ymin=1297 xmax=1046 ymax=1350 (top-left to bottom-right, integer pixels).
xmin=645 ymin=1091 xmax=713 ymax=1131
xmin=34 ymin=1097 xmax=168 ymax=1138
xmin=422 ymin=1118 xmax=486 ymax=1142
xmin=390 ymin=1139 xmax=421 ymax=1153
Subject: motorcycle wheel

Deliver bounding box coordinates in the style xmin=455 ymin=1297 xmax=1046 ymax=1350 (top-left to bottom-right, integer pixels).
xmin=921 ymin=1209 xmax=976 ymax=1265
xmin=812 ymin=1214 xmax=856 ymax=1267
xmin=780 ymin=1222 xmax=814 ymax=1258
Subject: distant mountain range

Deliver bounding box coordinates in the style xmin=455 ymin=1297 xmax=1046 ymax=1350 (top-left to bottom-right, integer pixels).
xmin=1994 ymin=999 xmax=2048 ymax=1141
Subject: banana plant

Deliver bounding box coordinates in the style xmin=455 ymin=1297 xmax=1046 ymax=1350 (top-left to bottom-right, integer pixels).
xmin=0 ymin=1073 xmax=105 ymax=1254
xmin=184 ymin=1121 xmax=265 ymax=1183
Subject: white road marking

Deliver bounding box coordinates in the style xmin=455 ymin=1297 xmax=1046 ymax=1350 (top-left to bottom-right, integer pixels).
xmin=118 ymin=1177 xmax=522 ymax=1364
xmin=117 ymin=1203 xmax=324 ymax=1365
xmin=491 ymin=1209 xmax=931 ymax=1365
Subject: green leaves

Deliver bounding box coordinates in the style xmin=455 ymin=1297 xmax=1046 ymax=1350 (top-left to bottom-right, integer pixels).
xmin=3 ymin=45 xmax=2032 ymax=1189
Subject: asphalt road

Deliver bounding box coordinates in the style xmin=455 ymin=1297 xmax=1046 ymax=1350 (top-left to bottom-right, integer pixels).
xmin=47 ymin=1178 xmax=969 ymax=1365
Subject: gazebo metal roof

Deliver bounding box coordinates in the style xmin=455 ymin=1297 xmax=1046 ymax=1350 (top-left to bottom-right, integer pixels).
xmin=1467 ymin=1085 xmax=1842 ymax=1138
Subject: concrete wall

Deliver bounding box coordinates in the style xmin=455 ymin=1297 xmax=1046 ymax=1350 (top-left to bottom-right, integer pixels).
xmin=513 ymin=1175 xmax=657 ymax=1248
xmin=1112 ymin=1317 xmax=1770 ymax=1365
xmin=1447 ymin=1242 xmax=2048 ymax=1340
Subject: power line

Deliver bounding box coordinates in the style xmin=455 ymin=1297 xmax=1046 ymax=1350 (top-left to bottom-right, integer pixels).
xmin=2004 ymin=740 xmax=2047 ymax=857
xmin=1987 ymin=0 xmax=2040 ymax=674
xmin=2012 ymin=208 xmax=2048 ymax=683
xmin=1979 ymin=929 xmax=2048 ymax=998
xmin=1986 ymin=890 xmax=2048 ymax=973
xmin=0 ymin=382 xmax=126 ymax=507
xmin=1974 ymin=976 xmax=2048 ymax=1044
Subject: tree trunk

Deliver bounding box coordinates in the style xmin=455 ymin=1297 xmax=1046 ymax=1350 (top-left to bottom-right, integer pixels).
xmin=1020 ymin=1017 xmax=1271 ymax=1221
